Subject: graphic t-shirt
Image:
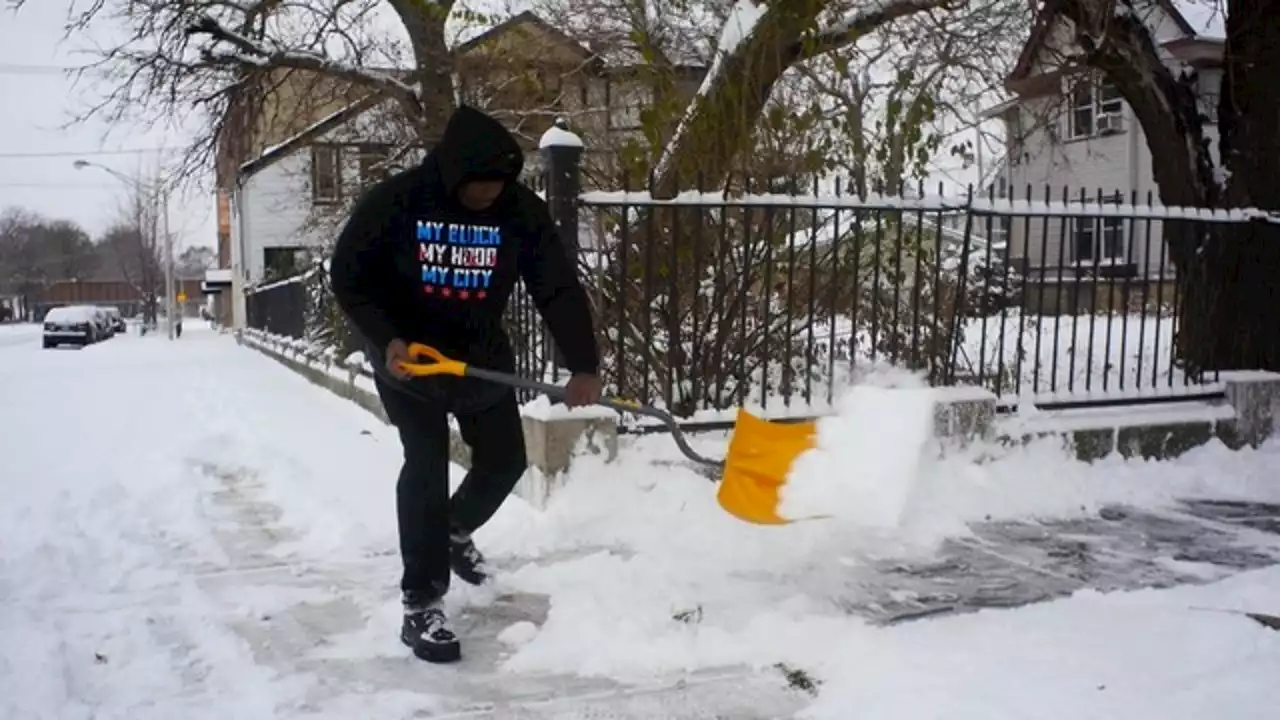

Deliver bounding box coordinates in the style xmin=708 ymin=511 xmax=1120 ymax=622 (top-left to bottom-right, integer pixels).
xmin=416 ymin=220 xmax=501 ymax=300
xmin=328 ymin=105 xmax=600 ymax=386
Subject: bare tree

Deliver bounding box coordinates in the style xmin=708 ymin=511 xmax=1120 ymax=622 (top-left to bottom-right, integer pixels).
xmin=100 ymin=182 xmax=168 ymax=325
xmin=177 ymin=245 xmax=217 ymax=276
xmin=0 ymin=208 xmax=99 ymax=318
xmin=514 ymin=0 xmax=1032 ymax=407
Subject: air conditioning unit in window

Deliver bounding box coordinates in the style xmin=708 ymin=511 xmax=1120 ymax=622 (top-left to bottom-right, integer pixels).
xmin=1096 ymin=113 xmax=1124 ymax=135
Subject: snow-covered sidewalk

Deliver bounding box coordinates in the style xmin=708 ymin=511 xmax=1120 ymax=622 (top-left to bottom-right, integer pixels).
xmin=3 ymin=324 xmax=1280 ymax=719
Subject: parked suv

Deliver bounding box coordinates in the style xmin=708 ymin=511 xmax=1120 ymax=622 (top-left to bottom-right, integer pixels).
xmin=85 ymin=306 xmax=113 ymax=338
xmin=42 ymin=305 xmax=98 ymax=348
xmin=102 ymin=306 xmax=126 ymax=334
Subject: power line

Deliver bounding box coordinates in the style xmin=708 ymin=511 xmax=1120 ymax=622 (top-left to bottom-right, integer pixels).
xmin=0 ymin=148 xmax=183 ymax=159
xmin=0 ymin=63 xmax=78 ymax=76
xmin=0 ymin=182 xmax=120 ymax=188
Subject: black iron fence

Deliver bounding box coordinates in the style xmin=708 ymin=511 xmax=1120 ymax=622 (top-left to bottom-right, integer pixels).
xmin=517 ymin=180 xmax=1246 ymax=414
xmin=243 ymin=134 xmax=1256 ymax=414
xmin=245 ymin=274 xmax=308 ymax=340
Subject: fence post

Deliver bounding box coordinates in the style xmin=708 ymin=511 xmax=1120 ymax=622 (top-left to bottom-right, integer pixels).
xmin=538 ymin=117 xmax=585 ymax=377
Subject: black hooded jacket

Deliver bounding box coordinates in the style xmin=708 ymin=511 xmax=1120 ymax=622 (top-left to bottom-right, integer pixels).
xmin=329 ymin=106 xmax=599 ymax=392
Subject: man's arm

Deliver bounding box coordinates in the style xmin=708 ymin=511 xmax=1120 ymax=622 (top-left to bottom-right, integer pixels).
xmin=328 ymin=186 xmax=400 ymax=351
xmin=518 ymin=202 xmax=600 ymax=376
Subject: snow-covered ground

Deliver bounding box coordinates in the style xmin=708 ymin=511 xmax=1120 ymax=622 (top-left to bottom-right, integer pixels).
xmin=0 ymin=321 xmax=42 ymax=348
xmin=3 ymin=324 xmax=1280 ymax=718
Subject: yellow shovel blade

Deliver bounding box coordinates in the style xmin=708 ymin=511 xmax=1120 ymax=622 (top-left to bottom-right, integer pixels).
xmin=715 ymin=408 xmax=818 ymax=525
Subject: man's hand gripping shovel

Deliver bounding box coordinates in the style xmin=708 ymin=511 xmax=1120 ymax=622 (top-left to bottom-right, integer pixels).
xmin=397 ymin=343 xmax=825 ymax=525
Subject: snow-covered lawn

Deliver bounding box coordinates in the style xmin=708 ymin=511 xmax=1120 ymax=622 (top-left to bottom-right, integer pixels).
xmin=3 ymin=324 xmax=1279 ymax=718
xmin=955 ymin=312 xmax=1192 ymax=401
xmin=0 ymin=321 xmax=42 ymax=348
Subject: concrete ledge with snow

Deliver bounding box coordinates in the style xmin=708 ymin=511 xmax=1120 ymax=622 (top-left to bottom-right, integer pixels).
xmin=996 ymin=372 xmax=1280 ymax=462
xmin=235 ymin=328 xmax=1280 ymax=500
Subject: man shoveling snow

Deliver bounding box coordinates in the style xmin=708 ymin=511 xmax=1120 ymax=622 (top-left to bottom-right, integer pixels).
xmin=329 ymin=105 xmax=602 ymax=664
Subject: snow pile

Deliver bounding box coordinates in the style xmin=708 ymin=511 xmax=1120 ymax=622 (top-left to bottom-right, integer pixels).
xmin=9 ymin=323 xmax=1279 ymax=718
xmin=778 ymin=366 xmax=937 ymax=526
xmin=795 ymin=567 xmax=1280 ymax=720
xmin=471 ymin=422 xmax=1280 ymax=688
xmin=520 ymin=393 xmax=618 ymax=420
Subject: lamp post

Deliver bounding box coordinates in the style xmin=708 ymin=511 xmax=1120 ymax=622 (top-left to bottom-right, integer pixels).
xmin=74 ymin=160 xmax=176 ymax=340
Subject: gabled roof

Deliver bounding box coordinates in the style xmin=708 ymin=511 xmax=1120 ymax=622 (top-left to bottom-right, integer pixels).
xmin=236 ymin=92 xmax=385 ymax=181
xmin=454 ymin=10 xmax=594 ymax=61
xmin=1005 ymin=0 xmax=1218 ymax=89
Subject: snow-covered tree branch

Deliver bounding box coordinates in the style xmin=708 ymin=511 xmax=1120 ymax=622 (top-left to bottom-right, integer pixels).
xmin=185 ymin=13 xmax=421 ymax=108
xmin=32 ymin=0 xmax=470 ymax=185
xmin=649 ymin=0 xmax=963 ymax=195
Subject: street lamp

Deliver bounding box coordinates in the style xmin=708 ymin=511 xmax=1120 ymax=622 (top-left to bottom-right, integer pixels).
xmin=74 ymin=159 xmax=176 ymax=340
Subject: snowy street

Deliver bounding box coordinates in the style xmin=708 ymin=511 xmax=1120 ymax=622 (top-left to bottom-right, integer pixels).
xmin=4 ymin=322 xmax=1280 ymax=719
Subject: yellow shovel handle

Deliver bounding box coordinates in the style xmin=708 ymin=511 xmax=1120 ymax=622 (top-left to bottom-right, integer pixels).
xmin=398 ymin=343 xmax=469 ymax=377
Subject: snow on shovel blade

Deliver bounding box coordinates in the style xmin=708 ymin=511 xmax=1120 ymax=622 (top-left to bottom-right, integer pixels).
xmin=715 ymin=408 xmax=819 ymax=525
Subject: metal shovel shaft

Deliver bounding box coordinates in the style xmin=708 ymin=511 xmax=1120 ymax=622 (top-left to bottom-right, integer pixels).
xmin=461 ymin=365 xmax=725 ymax=471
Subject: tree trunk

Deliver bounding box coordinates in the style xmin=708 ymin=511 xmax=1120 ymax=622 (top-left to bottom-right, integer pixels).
xmin=1174 ymin=0 xmax=1280 ymax=372
xmin=386 ymin=0 xmax=456 ymax=143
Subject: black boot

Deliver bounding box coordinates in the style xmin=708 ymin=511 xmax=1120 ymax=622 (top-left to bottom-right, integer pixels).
xmin=400 ymin=592 xmax=461 ymax=663
xmin=449 ymin=530 xmax=489 ymax=586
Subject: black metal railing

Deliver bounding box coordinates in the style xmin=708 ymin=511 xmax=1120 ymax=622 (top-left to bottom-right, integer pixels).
xmin=515 ymin=179 xmax=1242 ymax=414
xmin=244 ymin=174 xmax=1247 ymax=415
xmin=245 ymin=274 xmax=308 ymax=340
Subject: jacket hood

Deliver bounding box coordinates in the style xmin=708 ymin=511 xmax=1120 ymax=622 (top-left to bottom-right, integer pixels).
xmin=431 ymin=105 xmax=525 ymax=199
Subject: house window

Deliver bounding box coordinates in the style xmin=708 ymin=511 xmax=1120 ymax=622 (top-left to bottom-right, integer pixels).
xmin=1067 ymin=78 xmax=1123 ymax=139
xmin=611 ymin=86 xmax=650 ymax=131
xmin=1072 ymin=202 xmax=1125 ymax=264
xmin=311 ymin=145 xmax=341 ymax=204
xmin=357 ymin=144 xmax=390 ymax=187
xmin=263 ymin=246 xmax=307 ymax=280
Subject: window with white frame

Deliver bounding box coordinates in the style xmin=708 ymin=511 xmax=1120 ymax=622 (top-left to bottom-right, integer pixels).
xmin=310 ymin=144 xmax=341 ymax=205
xmin=1067 ymin=77 xmax=1123 ymax=139
xmin=1072 ymin=199 xmax=1126 ymax=263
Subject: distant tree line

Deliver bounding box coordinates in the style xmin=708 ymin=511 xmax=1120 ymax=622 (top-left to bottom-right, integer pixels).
xmin=0 ymin=205 xmax=215 ymax=322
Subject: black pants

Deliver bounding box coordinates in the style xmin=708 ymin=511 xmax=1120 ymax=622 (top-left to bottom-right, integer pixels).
xmin=375 ymin=374 xmax=528 ymax=600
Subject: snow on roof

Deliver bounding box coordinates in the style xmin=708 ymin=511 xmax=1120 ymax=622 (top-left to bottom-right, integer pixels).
xmin=44 ymin=305 xmax=94 ymax=322
xmin=1171 ymin=0 xmax=1225 ymax=40
xmin=205 ymin=268 xmax=233 ymax=284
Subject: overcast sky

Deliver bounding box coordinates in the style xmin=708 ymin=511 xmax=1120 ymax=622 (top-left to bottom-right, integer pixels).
xmin=0 ymin=2 xmax=216 ymax=256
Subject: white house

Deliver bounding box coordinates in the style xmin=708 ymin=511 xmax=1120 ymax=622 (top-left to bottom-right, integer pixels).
xmin=228 ymin=98 xmax=406 ymax=277
xmin=983 ymin=0 xmax=1225 ymax=289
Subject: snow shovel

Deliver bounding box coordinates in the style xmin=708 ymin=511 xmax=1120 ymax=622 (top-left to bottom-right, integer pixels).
xmin=396 ymin=343 xmax=819 ymax=525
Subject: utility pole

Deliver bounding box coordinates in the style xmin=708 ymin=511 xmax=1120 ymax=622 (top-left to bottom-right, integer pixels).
xmin=163 ymin=187 xmax=175 ymax=340
xmin=73 ymin=158 xmax=179 ymax=340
